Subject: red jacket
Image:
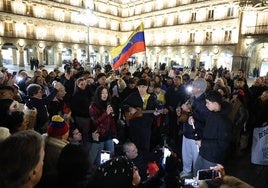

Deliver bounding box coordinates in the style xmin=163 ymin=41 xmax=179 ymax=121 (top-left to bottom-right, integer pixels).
xmin=89 ymin=103 xmax=116 ymax=141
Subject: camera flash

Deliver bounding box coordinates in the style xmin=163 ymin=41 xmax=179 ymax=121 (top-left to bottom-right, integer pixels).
xmin=186 ymin=86 xmax=193 ymax=93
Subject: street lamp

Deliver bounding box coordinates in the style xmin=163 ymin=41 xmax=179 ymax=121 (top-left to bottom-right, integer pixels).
xmin=80 ymin=9 xmax=97 ymax=63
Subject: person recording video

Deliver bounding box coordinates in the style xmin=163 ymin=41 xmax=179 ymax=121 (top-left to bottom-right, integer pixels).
xmin=199 ymin=164 xmax=254 ymax=188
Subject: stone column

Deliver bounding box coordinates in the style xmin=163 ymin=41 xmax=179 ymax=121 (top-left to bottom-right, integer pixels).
xmin=196 ymin=54 xmax=201 ymax=68
xmin=57 ymin=51 xmax=62 ymax=67
xmin=12 ymin=49 xmax=18 ymax=65
xmin=18 ymin=47 xmax=24 ymax=67
xmin=0 ymin=48 xmax=3 ymax=67
xmin=73 ymin=50 xmax=77 ymax=60
xmin=213 ymin=57 xmax=218 ymax=67
xmin=38 ymin=48 xmax=44 ymax=65
xmin=232 ymin=10 xmax=249 ymax=75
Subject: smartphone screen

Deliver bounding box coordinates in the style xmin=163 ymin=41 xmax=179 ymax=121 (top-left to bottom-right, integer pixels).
xmin=100 ymin=150 xmax=110 ymax=164
xmin=197 ymin=169 xmax=219 ymax=180
xmin=161 ymin=146 xmax=171 ymax=168
xmin=163 ymin=147 xmax=171 ymax=158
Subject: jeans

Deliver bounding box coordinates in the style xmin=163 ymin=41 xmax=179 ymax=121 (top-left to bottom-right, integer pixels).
xmin=93 ymin=139 xmax=114 ymax=165
xmin=181 ymin=136 xmax=199 ymax=173
xmin=194 ymin=154 xmax=217 ymax=176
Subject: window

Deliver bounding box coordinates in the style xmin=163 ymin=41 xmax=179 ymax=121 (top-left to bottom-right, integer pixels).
xmin=227 ymin=7 xmax=234 ymax=17
xmin=208 ymin=9 xmax=214 ymax=20
xmin=4 ymin=22 xmax=13 ymax=33
xmin=190 ymin=33 xmax=195 ymax=42
xmin=206 ymin=31 xmax=212 ymax=41
xmin=224 ymin=30 xmax=232 ymax=41
xmin=191 ymin=12 xmax=196 ymax=22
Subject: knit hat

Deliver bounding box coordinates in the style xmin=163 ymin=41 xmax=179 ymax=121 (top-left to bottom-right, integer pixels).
xmin=47 ymin=115 xmax=69 ymax=137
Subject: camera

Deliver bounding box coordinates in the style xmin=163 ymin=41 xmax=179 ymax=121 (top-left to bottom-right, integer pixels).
xmin=197 ymin=169 xmax=219 ymax=180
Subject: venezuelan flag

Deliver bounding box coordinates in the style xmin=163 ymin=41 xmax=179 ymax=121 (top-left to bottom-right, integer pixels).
xmin=110 ymin=23 xmax=146 ymax=70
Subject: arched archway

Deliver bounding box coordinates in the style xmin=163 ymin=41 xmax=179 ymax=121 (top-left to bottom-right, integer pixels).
xmin=1 ymin=43 xmax=18 ymax=65
xmin=200 ymin=50 xmax=213 ymax=70
xmin=24 ymin=44 xmax=38 ymax=67
xmin=62 ymin=48 xmax=72 ymax=64
xmin=246 ymin=39 xmax=268 ymax=77
xmin=218 ymin=50 xmax=233 ymax=71
xmin=43 ymin=46 xmax=55 ymax=65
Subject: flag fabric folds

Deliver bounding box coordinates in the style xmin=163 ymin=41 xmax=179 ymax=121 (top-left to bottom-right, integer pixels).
xmin=110 ymin=23 xmax=146 ymax=70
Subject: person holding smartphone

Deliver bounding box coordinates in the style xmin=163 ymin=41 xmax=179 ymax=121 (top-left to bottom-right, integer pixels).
xmin=200 ymin=164 xmax=254 ymax=188
xmin=89 ymin=85 xmax=116 ymax=165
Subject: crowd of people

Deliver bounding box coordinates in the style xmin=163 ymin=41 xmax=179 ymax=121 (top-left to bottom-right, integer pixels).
xmin=0 ymin=59 xmax=267 ymax=188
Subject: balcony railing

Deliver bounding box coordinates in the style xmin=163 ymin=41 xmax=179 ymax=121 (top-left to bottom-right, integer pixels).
xmin=244 ymin=25 xmax=268 ymax=35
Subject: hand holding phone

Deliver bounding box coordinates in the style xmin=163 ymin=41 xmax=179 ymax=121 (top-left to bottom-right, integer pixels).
xmin=197 ymin=169 xmax=219 ymax=180
xmin=100 ymin=150 xmax=110 ymax=164
xmin=163 ymin=146 xmax=171 ymax=158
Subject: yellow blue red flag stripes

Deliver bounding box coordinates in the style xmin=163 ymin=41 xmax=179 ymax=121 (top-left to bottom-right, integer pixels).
xmin=110 ymin=23 xmax=146 ymax=70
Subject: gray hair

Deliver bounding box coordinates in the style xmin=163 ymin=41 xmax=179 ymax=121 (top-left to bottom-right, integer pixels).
xmin=193 ymin=78 xmax=207 ymax=93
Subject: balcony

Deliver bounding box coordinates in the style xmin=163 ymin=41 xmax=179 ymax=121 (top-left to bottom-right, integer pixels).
xmin=244 ymin=25 xmax=268 ymax=35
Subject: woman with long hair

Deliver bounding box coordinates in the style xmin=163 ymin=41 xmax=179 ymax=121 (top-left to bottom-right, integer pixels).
xmin=89 ymin=85 xmax=116 ymax=165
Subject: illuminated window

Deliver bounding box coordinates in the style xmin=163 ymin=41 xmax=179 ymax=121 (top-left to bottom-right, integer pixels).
xmin=110 ymin=21 xmax=119 ymax=30
xmin=71 ymin=12 xmax=80 ymax=24
xmin=15 ymin=23 xmax=26 ymax=37
xmin=110 ymin=6 xmax=118 ymax=16
xmin=99 ymin=18 xmax=107 ymax=28
xmin=70 ymin=0 xmax=80 ymax=6
xmin=54 ymin=10 xmax=65 ymax=22
xmin=99 ymin=4 xmax=107 ymax=13
xmin=144 ymin=2 xmax=152 ymax=12
xmin=135 ymin=5 xmax=141 ymax=15
xmin=55 ymin=28 xmax=65 ymax=41
xmin=167 ymin=14 xmax=174 ymax=25
xmin=13 ymin=1 xmax=26 ymax=14
xmin=36 ymin=28 xmax=47 ymax=40
xmin=156 ymin=0 xmax=163 ymax=10
xmin=34 ymin=6 xmax=46 ymax=18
